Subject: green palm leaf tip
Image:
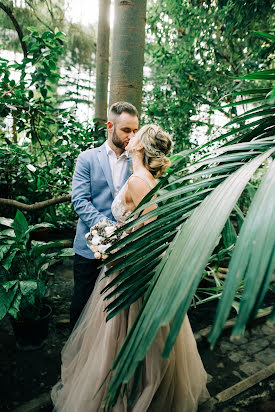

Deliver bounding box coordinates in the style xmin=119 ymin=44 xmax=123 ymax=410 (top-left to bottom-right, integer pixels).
xmin=103 ymin=148 xmax=274 ymax=408
xmin=209 ymin=159 xmax=275 ymax=345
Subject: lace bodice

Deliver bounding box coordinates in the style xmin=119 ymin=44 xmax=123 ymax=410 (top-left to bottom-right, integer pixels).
xmin=111 ymin=174 xmax=155 ymax=224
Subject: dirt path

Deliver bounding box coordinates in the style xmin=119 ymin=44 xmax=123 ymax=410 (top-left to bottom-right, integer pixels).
xmin=0 ymin=259 xmax=274 ymax=411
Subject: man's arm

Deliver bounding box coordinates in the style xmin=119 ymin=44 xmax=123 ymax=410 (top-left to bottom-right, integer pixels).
xmin=72 ymin=152 xmax=107 ymax=228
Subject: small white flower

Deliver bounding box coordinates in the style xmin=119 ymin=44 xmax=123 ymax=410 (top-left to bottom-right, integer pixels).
xmin=99 ymin=243 xmax=111 ymax=253
xmin=98 ymin=219 xmax=107 ymax=229
xmin=92 ymin=237 xmax=100 ymax=246
xmin=91 ymin=245 xmax=99 ymax=253
xmin=85 ymin=232 xmax=90 ymax=239
xmin=94 ymin=252 xmax=101 ymax=259
xmin=105 ymin=226 xmax=115 ymax=235
xmin=102 ymin=254 xmax=108 ymax=260
xmin=91 ymin=230 xmax=98 ymax=236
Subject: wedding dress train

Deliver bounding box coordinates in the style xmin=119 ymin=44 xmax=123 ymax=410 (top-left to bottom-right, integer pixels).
xmin=51 ymin=175 xmax=209 ymax=411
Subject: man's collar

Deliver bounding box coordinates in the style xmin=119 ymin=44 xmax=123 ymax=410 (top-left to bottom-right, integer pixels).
xmin=105 ymin=141 xmax=129 ymax=158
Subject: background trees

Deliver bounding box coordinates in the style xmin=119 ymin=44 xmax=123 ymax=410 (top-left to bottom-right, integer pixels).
xmin=143 ymin=0 xmax=274 ymax=151
xmin=1 ymin=0 xmax=274 ymax=224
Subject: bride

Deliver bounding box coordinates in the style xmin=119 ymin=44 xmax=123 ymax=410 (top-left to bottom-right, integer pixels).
xmin=51 ymin=124 xmax=209 ymax=411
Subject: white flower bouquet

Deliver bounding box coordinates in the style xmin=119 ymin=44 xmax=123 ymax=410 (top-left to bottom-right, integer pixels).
xmin=85 ymin=218 xmax=127 ymax=260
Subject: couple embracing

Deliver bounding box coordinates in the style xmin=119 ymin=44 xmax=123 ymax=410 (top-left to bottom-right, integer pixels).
xmin=52 ymin=102 xmax=209 ymax=411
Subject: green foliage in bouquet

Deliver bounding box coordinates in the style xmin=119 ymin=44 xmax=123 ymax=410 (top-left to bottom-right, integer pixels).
xmin=0 ymin=210 xmax=74 ymax=320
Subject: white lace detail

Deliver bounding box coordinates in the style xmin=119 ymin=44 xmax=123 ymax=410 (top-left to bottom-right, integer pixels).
xmin=111 ymin=174 xmax=154 ymax=224
xmin=111 ymin=182 xmax=134 ymax=224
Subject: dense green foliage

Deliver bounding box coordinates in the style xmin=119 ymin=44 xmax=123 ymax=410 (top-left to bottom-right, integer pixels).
xmin=0 ymin=27 xmax=105 ymax=225
xmin=143 ymin=0 xmax=274 ymax=151
xmin=0 ymin=210 xmax=74 ymax=320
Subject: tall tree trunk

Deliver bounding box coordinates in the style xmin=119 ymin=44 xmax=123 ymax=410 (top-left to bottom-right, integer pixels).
xmin=109 ymin=0 xmax=147 ymax=114
xmin=95 ymin=0 xmax=111 ymax=124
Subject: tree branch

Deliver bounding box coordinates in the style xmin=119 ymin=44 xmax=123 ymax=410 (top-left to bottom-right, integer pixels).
xmin=0 ymin=195 xmax=71 ymax=211
xmin=25 ymin=0 xmax=53 ymax=32
xmin=0 ymin=1 xmax=28 ymax=58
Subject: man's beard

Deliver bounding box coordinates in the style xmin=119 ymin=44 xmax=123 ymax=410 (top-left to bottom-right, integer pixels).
xmin=112 ymin=127 xmax=125 ymax=151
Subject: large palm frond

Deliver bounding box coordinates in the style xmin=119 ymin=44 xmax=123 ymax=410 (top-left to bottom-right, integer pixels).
xmin=103 ymin=33 xmax=275 ymax=408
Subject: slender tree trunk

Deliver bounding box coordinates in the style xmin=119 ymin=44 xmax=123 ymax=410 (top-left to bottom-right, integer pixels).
xmin=95 ymin=0 xmax=111 ymax=124
xmin=109 ymin=0 xmax=147 ymax=114
xmin=0 ymin=1 xmax=28 ymax=58
xmin=12 ymin=113 xmax=17 ymax=143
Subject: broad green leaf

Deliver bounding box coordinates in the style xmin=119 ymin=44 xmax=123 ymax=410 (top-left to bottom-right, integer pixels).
xmin=8 ymin=293 xmax=22 ymax=319
xmin=57 ymin=248 xmax=74 ymax=257
xmin=230 ymin=88 xmax=271 ymax=97
xmin=19 ymin=280 xmax=37 ymax=295
xmin=0 ymin=283 xmax=19 ymax=319
xmin=253 ymin=31 xmax=275 ymax=41
xmin=37 ymin=280 xmax=46 ymax=300
xmin=30 ymin=240 xmax=65 ymax=258
xmin=25 ymin=222 xmax=55 ymax=237
xmin=1 ymin=280 xmax=18 ymax=291
xmin=222 ymin=218 xmax=237 ymax=248
xmin=1 ymin=229 xmax=15 ymax=237
xmin=220 ymin=96 xmax=267 ymax=108
xmin=225 ymin=108 xmax=275 ymax=127
xmin=12 ymin=210 xmax=28 ymax=241
xmin=0 ymin=244 xmax=13 ymax=260
xmin=209 ymin=159 xmax=275 ymax=344
xmin=0 ymin=217 xmax=13 ymax=227
xmin=104 ymin=148 xmax=274 ymax=408
xmin=2 ymin=249 xmax=20 ymax=271
xmin=27 ymin=26 xmax=38 ymax=33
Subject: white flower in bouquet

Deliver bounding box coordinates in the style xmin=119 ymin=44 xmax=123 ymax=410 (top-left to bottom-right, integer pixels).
xmin=91 ymin=237 xmax=100 ymax=246
xmin=97 ymin=219 xmax=107 ymax=229
xmin=99 ymin=243 xmax=112 ymax=253
xmin=105 ymin=226 xmax=115 ymax=237
xmin=94 ymin=252 xmax=101 ymax=259
xmin=102 ymin=254 xmax=108 ymax=260
xmin=91 ymin=229 xmax=98 ymax=236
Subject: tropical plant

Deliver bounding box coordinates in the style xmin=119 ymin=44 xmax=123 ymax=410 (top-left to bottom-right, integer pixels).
xmin=100 ymin=32 xmax=275 ymax=407
xmin=0 ymin=209 xmax=74 ymax=320
xmin=143 ymin=0 xmax=274 ymax=151
xmin=0 ymin=26 xmax=103 ymax=224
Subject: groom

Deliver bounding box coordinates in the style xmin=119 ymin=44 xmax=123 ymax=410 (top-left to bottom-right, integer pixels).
xmin=70 ymin=102 xmax=139 ymax=328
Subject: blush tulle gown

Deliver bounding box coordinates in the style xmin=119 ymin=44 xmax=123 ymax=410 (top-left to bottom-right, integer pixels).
xmin=51 ymin=174 xmax=209 ymax=411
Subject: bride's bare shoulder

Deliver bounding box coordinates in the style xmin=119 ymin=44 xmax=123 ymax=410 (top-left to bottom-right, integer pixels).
xmin=128 ymin=175 xmax=147 ymax=190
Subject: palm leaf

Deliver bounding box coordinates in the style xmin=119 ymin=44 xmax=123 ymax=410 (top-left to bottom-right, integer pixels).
xmin=209 ymin=159 xmax=275 ymax=344
xmin=104 ymin=148 xmax=274 ymax=408
xmin=102 ymin=33 xmax=275 ymax=408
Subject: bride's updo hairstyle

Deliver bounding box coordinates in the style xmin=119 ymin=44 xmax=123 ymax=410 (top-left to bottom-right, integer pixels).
xmin=136 ymin=124 xmax=172 ymax=178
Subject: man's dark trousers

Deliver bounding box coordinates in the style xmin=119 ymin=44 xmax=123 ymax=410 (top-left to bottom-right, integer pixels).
xmin=70 ymin=253 xmax=101 ymax=330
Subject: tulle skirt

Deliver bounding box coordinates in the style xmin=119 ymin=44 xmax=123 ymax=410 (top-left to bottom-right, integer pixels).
xmin=51 ymin=269 xmax=209 ymax=411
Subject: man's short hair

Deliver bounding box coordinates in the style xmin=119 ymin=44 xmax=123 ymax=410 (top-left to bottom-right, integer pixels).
xmin=108 ymin=101 xmax=139 ymax=123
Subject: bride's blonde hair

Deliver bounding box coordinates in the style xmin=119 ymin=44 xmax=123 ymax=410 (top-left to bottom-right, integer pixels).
xmin=135 ymin=124 xmax=172 ymax=178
